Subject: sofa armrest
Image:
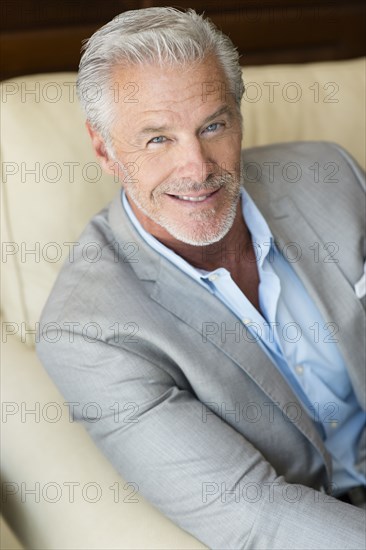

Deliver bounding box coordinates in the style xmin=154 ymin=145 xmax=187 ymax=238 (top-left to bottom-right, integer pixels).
xmin=1 ymin=323 xmax=207 ymax=549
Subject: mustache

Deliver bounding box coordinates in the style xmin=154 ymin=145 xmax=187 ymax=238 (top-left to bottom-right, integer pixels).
xmin=156 ymin=171 xmax=236 ymax=197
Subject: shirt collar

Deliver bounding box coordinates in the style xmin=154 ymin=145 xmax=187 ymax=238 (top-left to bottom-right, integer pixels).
xmin=241 ymin=187 xmax=274 ymax=268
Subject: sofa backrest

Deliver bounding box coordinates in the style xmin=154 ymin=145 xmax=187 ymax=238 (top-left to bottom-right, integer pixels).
xmin=1 ymin=58 xmax=365 ymax=343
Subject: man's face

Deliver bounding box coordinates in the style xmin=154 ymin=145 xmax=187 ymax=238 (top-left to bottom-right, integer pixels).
xmin=104 ymin=56 xmax=243 ymax=246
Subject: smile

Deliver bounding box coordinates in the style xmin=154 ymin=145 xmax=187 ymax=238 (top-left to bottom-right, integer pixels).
xmin=166 ymin=188 xmax=220 ymax=203
xmin=176 ymin=193 xmax=213 ymax=201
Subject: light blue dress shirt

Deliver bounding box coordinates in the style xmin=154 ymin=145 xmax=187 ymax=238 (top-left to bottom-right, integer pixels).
xmin=121 ymin=188 xmax=365 ymax=493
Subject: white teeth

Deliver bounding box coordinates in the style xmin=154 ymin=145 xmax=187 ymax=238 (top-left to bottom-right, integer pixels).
xmin=176 ymin=193 xmax=211 ymax=202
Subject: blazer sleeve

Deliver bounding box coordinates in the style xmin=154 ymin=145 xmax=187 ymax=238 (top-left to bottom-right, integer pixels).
xmin=36 ymin=328 xmax=366 ymax=550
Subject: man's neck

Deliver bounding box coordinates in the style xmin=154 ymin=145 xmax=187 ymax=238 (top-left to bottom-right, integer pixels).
xmin=162 ymin=201 xmax=260 ymax=310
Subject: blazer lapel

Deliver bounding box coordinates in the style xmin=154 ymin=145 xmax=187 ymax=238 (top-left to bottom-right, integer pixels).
xmin=108 ymin=190 xmax=332 ymax=478
xmin=261 ymin=195 xmax=366 ymax=410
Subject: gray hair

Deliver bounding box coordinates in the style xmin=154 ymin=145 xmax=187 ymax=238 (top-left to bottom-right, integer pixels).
xmin=77 ymin=7 xmax=244 ymax=146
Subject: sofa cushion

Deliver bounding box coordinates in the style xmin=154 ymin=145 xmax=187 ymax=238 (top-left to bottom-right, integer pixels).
xmin=241 ymin=58 xmax=365 ymax=168
xmin=1 ymin=73 xmax=117 ymax=338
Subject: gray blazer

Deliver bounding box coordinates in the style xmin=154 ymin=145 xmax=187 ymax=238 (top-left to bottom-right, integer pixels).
xmin=37 ymin=142 xmax=366 ymax=549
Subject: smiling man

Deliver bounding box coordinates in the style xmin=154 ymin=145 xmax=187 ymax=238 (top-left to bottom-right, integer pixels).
xmin=91 ymin=58 xmax=243 ymax=245
xmin=37 ymin=7 xmax=366 ymax=549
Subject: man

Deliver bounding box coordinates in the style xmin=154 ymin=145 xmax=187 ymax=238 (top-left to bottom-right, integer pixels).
xmin=36 ymin=7 xmax=366 ymax=549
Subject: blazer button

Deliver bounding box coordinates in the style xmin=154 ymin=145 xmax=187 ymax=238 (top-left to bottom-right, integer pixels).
xmin=295 ymin=364 xmax=304 ymax=375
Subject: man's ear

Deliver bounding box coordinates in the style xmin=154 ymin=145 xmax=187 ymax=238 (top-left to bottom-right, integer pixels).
xmin=86 ymin=121 xmax=115 ymax=176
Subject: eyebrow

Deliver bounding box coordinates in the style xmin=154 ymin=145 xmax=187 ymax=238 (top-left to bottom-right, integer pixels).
xmin=137 ymin=105 xmax=234 ymax=138
xmin=201 ymin=105 xmax=234 ymax=127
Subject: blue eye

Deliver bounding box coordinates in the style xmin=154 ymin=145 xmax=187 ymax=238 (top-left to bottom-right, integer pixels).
xmin=149 ymin=136 xmax=167 ymax=144
xmin=204 ymin=122 xmax=222 ymax=133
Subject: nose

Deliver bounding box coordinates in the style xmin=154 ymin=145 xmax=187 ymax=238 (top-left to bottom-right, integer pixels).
xmin=175 ymin=138 xmax=213 ymax=184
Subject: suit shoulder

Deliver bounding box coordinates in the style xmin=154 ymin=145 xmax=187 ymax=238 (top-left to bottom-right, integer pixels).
xmin=242 ymin=140 xmax=365 ymax=193
xmin=244 ymin=140 xmax=362 ymax=170
xmin=38 ymin=203 xmax=143 ymax=327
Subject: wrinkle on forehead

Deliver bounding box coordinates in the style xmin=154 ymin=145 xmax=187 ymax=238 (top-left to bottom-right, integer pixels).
xmin=110 ymin=55 xmax=230 ymax=107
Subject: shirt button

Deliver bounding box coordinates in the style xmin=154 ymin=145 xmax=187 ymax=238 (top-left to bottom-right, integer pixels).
xmin=330 ymin=420 xmax=338 ymax=429
xmin=295 ymin=364 xmax=304 ymax=375
xmin=242 ymin=318 xmax=251 ymax=325
xmin=208 ymin=274 xmax=219 ymax=282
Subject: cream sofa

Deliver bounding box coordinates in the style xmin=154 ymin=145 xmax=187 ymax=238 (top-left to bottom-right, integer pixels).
xmin=1 ymin=58 xmax=365 ymax=550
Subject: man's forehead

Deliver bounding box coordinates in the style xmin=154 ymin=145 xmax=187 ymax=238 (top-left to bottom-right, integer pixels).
xmin=109 ymin=57 xmax=233 ymax=106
